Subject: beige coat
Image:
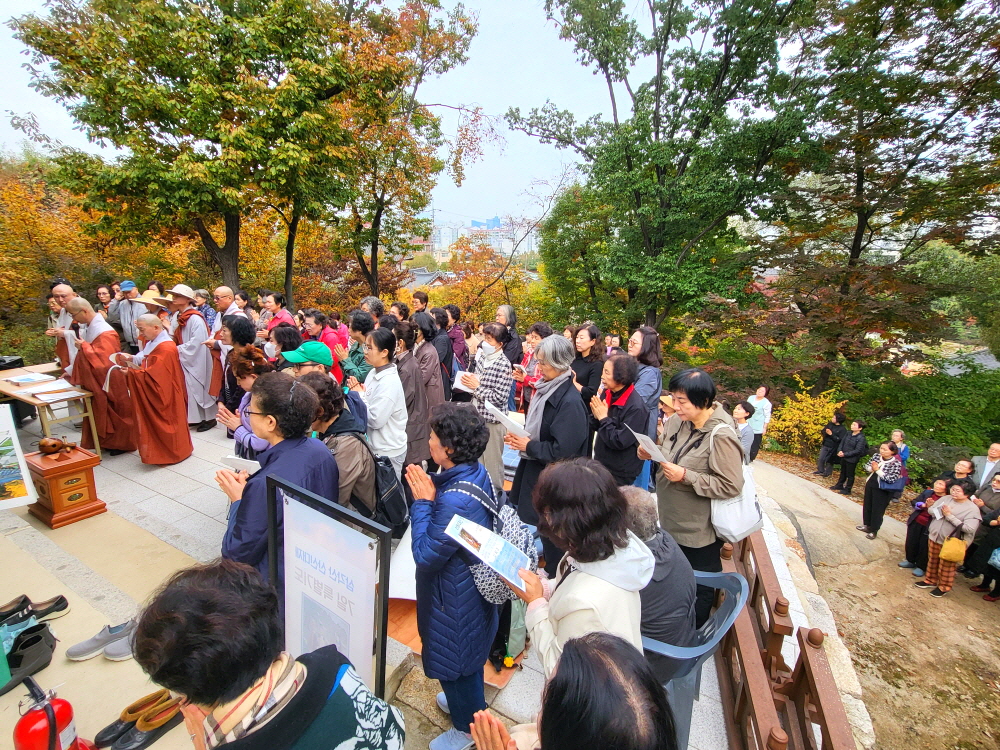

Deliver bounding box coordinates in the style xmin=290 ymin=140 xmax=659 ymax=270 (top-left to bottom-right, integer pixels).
xmin=525 ymin=532 xmax=653 ymax=678
xmin=654 ymin=403 xmax=745 ymax=548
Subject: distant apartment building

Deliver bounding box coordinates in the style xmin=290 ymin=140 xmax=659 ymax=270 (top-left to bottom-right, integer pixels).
xmin=430 ymin=216 xmax=537 ymax=262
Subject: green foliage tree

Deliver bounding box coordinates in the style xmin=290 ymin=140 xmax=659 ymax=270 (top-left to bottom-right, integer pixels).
xmin=724 ymin=0 xmax=1000 ymax=393
xmin=509 ymin=0 xmax=813 ymax=328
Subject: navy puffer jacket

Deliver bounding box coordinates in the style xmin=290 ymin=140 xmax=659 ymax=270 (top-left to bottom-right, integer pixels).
xmin=411 ymin=461 xmax=499 ymax=681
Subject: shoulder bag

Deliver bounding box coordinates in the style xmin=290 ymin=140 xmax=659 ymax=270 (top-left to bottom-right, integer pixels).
xmin=708 ymin=423 xmax=764 ymax=543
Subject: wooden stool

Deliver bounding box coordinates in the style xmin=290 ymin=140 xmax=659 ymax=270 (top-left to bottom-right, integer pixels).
xmin=25 ymin=447 xmax=105 ymax=529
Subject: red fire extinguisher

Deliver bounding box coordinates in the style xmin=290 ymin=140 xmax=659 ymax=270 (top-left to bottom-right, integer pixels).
xmin=13 ymin=677 xmax=96 ymax=750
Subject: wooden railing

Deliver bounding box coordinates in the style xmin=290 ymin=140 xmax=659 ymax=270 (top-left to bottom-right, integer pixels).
xmin=718 ymin=545 xmax=790 ymax=750
xmin=732 ymin=533 xmax=795 ymax=679
xmin=716 ymin=537 xmax=857 ymax=750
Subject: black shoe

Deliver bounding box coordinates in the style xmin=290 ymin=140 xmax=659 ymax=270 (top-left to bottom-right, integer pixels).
xmin=95 ymin=690 xmax=171 ymax=748
xmin=111 ymin=700 xmax=182 ymax=750
xmin=930 ymin=587 xmax=949 ymax=598
xmin=0 ymin=594 xmax=30 ymax=621
xmin=830 ymin=485 xmax=844 ymax=491
xmin=962 ymin=569 xmax=979 ymax=579
xmin=0 ymin=624 xmax=56 ymax=696
xmin=811 ymin=471 xmax=823 ymax=475
xmin=109 ymin=449 xmax=129 ymax=456
xmin=32 ymin=595 xmax=70 ymax=622
xmin=914 ymin=580 xmax=935 ymax=589
xmin=196 ymin=419 xmax=217 ymax=433
xmin=838 ymin=489 xmax=852 ymax=495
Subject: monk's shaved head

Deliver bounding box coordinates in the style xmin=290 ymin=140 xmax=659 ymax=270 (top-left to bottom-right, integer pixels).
xmin=137 ymin=314 xmax=164 ymax=330
xmin=51 ymin=283 xmax=77 ymax=307
xmin=66 ymin=298 xmax=94 ymax=314
xmin=214 ymin=286 xmax=234 ymax=298
xmin=213 ymin=286 xmax=235 ymax=311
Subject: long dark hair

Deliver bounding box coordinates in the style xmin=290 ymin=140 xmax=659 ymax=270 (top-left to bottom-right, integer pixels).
xmin=540 ymin=632 xmax=677 ymax=750
xmin=576 ymin=323 xmax=604 ymax=364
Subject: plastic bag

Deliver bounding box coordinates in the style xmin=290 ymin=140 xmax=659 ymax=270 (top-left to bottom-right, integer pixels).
xmin=708 ymin=424 xmax=764 ymax=543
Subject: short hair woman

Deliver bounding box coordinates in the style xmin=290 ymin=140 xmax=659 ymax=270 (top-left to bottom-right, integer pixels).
xmin=508 ymin=458 xmax=654 ymax=677
xmin=405 ymin=404 xmax=499 ymax=750
xmin=133 ymin=560 xmax=405 ymax=749
xmin=639 ymin=367 xmax=744 ymax=626
xmin=217 ymin=372 xmax=338 ymax=583
xmin=505 ymin=335 xmax=591 ymax=576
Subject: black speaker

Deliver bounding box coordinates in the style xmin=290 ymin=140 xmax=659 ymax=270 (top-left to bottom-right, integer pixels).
xmin=0 ymin=354 xmax=38 ymax=424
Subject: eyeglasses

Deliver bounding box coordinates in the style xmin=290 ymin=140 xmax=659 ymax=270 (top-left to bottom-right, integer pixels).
xmin=243 ymin=408 xmax=268 ymax=418
xmin=292 ymin=363 xmax=320 ymax=371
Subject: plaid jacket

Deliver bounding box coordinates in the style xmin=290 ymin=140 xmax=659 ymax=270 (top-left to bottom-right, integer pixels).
xmin=471 ymin=353 xmax=513 ymax=423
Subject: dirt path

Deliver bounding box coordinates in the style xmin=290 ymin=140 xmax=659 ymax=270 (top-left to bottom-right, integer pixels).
xmin=754 ymin=461 xmax=1000 ymax=750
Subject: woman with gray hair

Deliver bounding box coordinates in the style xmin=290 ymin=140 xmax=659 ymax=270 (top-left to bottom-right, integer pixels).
xmin=505 ymin=334 xmax=590 ymax=575
xmin=495 ymin=305 xmax=522 ymax=410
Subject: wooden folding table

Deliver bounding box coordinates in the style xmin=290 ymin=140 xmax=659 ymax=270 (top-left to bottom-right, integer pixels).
xmin=0 ymin=364 xmax=102 ymax=459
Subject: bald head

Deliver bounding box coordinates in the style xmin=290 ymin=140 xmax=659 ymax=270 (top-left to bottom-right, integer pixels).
xmin=51 ymin=284 xmax=77 ymax=308
xmin=66 ymin=297 xmax=97 ymax=324
xmin=213 ymin=286 xmax=235 ymax=311
xmin=137 ymin=313 xmax=163 ymax=329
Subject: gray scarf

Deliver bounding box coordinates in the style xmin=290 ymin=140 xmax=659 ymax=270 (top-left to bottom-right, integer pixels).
xmin=522 ymin=368 xmax=573 ymax=457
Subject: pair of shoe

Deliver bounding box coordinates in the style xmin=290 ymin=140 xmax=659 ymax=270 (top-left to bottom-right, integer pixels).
xmin=914 ymin=580 xmax=949 ymax=597
xmin=95 ymin=689 xmax=183 ymax=749
xmin=0 ymin=622 xmax=57 ymax=696
xmin=898 ymin=560 xmax=915 ymax=569
xmin=66 ymin=619 xmax=136 ymax=662
xmin=195 ymin=419 xmax=217 ymax=433
xmin=0 ymin=594 xmax=71 ymax=625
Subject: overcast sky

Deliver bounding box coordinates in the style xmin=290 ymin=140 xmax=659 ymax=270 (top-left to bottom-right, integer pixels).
xmin=0 ymin=0 xmax=612 ymax=225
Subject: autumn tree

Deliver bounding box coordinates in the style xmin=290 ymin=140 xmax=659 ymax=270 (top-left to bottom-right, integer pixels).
xmin=11 ymin=0 xmax=403 ymax=290
xmin=429 ymin=235 xmax=529 ymax=323
xmin=509 ymin=0 xmax=813 ymax=327
xmin=723 ymin=0 xmax=1000 ymax=393
xmin=339 ymin=2 xmax=478 ymax=297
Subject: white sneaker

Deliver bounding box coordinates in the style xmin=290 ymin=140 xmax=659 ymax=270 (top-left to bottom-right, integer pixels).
xmin=428 ymin=727 xmax=473 ymax=750
xmin=436 ymin=691 xmax=450 ymax=714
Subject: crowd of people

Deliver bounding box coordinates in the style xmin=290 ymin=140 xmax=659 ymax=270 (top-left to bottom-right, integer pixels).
xmin=41 ymin=278 xmax=754 ymax=750
xmin=37 ymin=276 xmax=999 ymax=749
xmin=808 ymin=407 xmax=1000 ymax=600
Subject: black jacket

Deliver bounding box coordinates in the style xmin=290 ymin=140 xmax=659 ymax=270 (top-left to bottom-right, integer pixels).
xmin=571 ymin=354 xmax=603 ymax=404
xmin=592 ymin=385 xmax=650 ymax=485
xmin=511 ymin=377 xmax=590 ymax=525
xmin=502 ymin=326 xmax=523 ymax=366
xmin=431 ymin=328 xmax=454 ymax=399
xmin=226 ymin=646 xmax=404 ymax=750
xmin=838 ymin=431 xmax=869 ymax=461
xmin=820 ymin=421 xmax=846 ymax=450
xmin=640 ymin=528 xmax=697 ymax=682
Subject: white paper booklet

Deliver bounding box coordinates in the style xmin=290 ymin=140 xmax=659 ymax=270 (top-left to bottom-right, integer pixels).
xmin=18 ymin=378 xmax=75 ymax=395
xmin=483 ymin=400 xmax=530 ymax=438
xmin=445 ymin=515 xmax=530 ymax=591
xmin=5 ymin=373 xmax=56 ymax=385
xmin=627 ymin=425 xmax=667 ymax=463
xmin=452 ymin=369 xmax=475 ymax=394
xmin=222 ymin=455 xmax=262 ymax=474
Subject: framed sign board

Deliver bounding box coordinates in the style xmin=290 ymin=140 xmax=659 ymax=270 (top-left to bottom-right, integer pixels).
xmin=267 ymin=477 xmax=391 ymax=696
xmin=0 ymin=404 xmax=38 ymax=510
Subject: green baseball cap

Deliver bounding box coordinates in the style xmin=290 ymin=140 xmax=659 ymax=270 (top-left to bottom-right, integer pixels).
xmin=281 ymin=340 xmax=333 ymax=367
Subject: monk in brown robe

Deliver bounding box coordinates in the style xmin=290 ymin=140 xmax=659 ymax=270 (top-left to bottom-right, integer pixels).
xmin=112 ymin=315 xmax=193 ymax=465
xmin=65 ymin=298 xmax=138 ymax=455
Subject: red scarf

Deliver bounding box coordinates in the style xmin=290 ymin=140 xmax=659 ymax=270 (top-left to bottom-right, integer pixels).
xmin=605 ymin=384 xmax=635 ymax=408
xmin=173 ymin=308 xmax=207 ymax=345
